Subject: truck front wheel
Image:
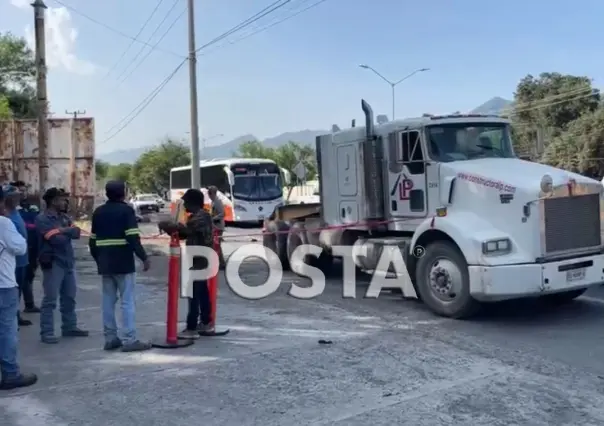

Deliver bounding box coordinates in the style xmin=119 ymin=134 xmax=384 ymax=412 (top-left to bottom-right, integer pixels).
xmin=415 ymin=241 xmax=480 ymax=319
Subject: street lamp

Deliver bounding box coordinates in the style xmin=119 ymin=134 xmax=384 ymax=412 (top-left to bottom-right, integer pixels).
xmin=359 ymin=64 xmax=429 ymax=120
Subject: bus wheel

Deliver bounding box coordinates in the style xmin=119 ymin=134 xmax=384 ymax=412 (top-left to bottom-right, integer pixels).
xmin=415 ymin=241 xmax=480 ymax=319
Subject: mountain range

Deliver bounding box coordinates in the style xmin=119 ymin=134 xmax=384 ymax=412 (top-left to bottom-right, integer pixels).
xmin=98 ymin=97 xmax=513 ymax=164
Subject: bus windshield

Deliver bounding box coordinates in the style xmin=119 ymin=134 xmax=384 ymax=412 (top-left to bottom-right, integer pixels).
xmin=231 ymin=163 xmax=282 ymax=201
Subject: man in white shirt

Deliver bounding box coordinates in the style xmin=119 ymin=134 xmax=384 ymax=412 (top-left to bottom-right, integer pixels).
xmin=0 ymin=187 xmax=38 ymax=390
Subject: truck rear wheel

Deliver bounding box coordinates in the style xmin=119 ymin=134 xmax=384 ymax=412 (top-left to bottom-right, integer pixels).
xmin=415 ymin=241 xmax=480 ymax=319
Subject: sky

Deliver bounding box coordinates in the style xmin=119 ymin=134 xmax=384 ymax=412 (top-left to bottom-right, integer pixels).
xmin=2 ymin=0 xmax=604 ymax=155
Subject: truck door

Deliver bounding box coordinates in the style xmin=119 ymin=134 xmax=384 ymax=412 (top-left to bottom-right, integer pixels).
xmin=387 ymin=130 xmax=428 ymax=218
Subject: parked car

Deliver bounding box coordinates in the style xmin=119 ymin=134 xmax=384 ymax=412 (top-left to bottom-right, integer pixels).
xmin=152 ymin=195 xmax=165 ymax=208
xmin=130 ymin=194 xmax=160 ymax=213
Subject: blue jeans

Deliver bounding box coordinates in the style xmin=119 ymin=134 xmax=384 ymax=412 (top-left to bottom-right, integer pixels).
xmin=40 ymin=264 xmax=78 ymax=338
xmin=102 ymin=274 xmax=136 ymax=345
xmin=0 ymin=287 xmax=20 ymax=379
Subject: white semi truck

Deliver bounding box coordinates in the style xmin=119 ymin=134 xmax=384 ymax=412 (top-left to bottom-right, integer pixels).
xmin=263 ymin=99 xmax=604 ymax=318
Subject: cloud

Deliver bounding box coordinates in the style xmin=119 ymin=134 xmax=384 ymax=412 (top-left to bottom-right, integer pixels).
xmin=11 ymin=1 xmax=96 ymax=75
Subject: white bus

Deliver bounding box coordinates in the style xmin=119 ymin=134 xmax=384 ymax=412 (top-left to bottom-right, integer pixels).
xmin=169 ymin=158 xmax=290 ymax=225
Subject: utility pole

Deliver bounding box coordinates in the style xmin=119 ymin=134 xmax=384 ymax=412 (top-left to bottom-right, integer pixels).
xmin=187 ymin=0 xmax=201 ymax=189
xmin=65 ymin=109 xmax=86 ymax=118
xmin=32 ymin=0 xmax=49 ymax=202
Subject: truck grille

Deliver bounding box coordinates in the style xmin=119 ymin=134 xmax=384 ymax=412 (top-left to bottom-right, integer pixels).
xmin=543 ymin=194 xmax=601 ymax=253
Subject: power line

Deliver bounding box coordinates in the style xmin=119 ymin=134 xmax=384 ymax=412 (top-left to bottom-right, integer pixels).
xmin=100 ymin=0 xmax=331 ymax=144
xmin=115 ymin=2 xmax=185 ymax=87
xmin=102 ymin=0 xmax=165 ymax=80
xmin=203 ymin=0 xmax=328 ymax=54
xmin=195 ymin=0 xmax=293 ymax=54
xmin=51 ymin=0 xmax=183 ymax=58
xmin=100 ymin=60 xmax=187 ymax=144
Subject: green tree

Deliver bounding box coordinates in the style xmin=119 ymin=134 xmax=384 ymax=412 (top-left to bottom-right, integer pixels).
xmin=0 ymin=95 xmax=11 ymax=119
xmin=95 ymin=160 xmax=109 ymax=182
xmin=511 ymin=72 xmax=600 ymax=155
xmin=542 ymin=106 xmax=604 ymax=178
xmin=130 ymin=139 xmax=189 ymax=193
xmin=108 ymin=163 xmax=132 ymax=182
xmin=0 ymin=32 xmax=36 ymax=118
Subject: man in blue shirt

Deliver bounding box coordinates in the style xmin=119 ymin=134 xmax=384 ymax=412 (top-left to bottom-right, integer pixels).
xmin=3 ymin=186 xmax=31 ymax=328
xmin=11 ymin=181 xmax=40 ymax=314
xmin=36 ymin=188 xmax=88 ymax=344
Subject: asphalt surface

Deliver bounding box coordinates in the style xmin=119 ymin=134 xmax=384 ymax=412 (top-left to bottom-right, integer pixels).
xmin=3 ymin=214 xmax=604 ymax=424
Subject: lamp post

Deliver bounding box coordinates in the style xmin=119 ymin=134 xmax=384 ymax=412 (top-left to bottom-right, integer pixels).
xmin=358 ymin=65 xmax=429 ymax=120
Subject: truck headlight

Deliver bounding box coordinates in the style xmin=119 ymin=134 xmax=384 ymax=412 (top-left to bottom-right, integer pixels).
xmin=482 ymin=238 xmax=511 ymax=255
xmin=540 ymin=174 xmax=553 ymax=195
xmin=234 ymin=205 xmax=247 ymax=212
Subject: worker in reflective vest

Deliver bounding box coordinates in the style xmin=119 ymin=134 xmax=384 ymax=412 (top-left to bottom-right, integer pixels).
xmin=89 ymin=181 xmax=151 ymax=352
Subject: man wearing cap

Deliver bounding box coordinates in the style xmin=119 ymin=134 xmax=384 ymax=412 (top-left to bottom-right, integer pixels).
xmin=3 ymin=185 xmax=32 ymax=327
xmin=0 ymin=186 xmax=38 ymax=390
xmin=89 ymin=181 xmax=152 ymax=352
xmin=11 ymin=181 xmax=41 ymax=314
xmin=36 ymin=187 xmax=88 ymax=344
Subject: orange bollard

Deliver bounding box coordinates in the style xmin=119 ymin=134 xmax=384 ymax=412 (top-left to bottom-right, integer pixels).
xmin=151 ymin=233 xmax=195 ymax=348
xmin=198 ymin=230 xmax=230 ymax=337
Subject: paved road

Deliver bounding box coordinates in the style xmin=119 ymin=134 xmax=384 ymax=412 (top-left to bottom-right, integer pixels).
xmin=10 ymin=223 xmax=603 ymax=424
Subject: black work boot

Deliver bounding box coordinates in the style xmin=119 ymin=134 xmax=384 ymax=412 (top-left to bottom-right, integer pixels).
xmin=103 ymin=338 xmax=123 ymax=351
xmin=121 ymin=340 xmax=152 ymax=352
xmin=0 ymin=373 xmax=38 ymax=390
xmin=41 ymin=335 xmax=59 ymax=344
xmin=62 ymin=327 xmax=89 ymax=337
xmin=24 ymin=305 xmax=40 ymax=313
xmin=17 ymin=313 xmax=32 ymax=327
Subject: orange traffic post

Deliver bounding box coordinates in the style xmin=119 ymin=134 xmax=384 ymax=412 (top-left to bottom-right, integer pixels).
xmin=151 ymin=233 xmax=195 ymax=348
xmin=199 ymin=230 xmax=230 ymax=337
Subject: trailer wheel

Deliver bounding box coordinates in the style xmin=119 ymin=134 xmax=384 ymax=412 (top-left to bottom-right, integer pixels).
xmin=415 ymin=241 xmax=480 ymax=319
xmin=264 ymin=221 xmax=290 ymax=270
xmin=541 ymin=288 xmax=587 ymax=305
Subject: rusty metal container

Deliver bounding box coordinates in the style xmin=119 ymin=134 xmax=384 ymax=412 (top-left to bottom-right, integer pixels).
xmin=0 ymin=118 xmax=95 ymax=218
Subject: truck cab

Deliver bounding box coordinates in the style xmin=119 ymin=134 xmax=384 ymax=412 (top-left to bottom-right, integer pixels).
xmin=264 ymin=100 xmax=604 ymax=318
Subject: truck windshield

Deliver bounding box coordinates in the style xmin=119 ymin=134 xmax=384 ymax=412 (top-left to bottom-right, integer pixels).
xmin=426 ymin=123 xmax=515 ymax=162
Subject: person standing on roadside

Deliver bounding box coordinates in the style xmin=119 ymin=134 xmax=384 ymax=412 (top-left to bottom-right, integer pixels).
xmin=159 ymin=189 xmax=214 ymax=338
xmin=11 ymin=181 xmax=40 ymax=314
xmin=36 ymin=188 xmax=89 ymax=344
xmin=3 ymin=185 xmax=32 ymax=327
xmin=89 ymin=181 xmax=151 ymax=352
xmin=0 ymin=187 xmax=37 ymax=390
xmin=207 ymin=186 xmax=226 ymax=269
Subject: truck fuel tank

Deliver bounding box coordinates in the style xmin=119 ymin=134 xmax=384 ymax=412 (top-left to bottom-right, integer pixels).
xmin=352 ymin=237 xmax=411 ymax=272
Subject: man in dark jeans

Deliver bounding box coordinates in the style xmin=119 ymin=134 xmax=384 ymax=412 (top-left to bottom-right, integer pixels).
xmin=159 ymin=189 xmax=214 ymax=338
xmin=11 ymin=181 xmax=40 ymax=314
